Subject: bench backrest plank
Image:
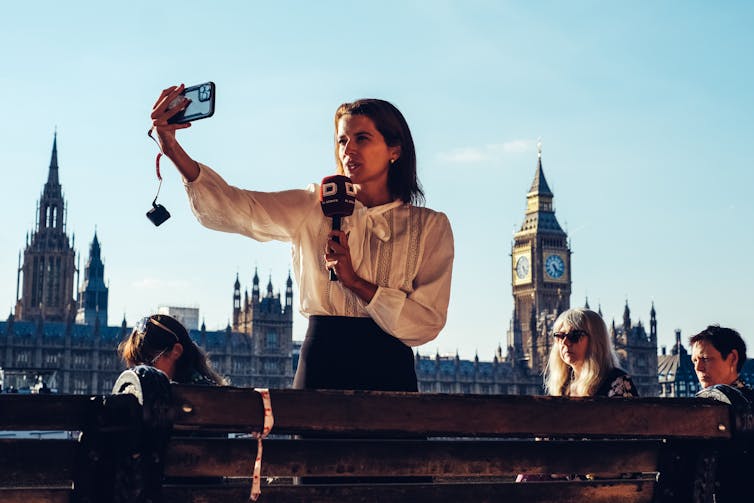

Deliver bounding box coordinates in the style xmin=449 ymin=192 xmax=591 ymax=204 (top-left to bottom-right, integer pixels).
xmin=165 ymin=438 xmax=661 ymax=478
xmin=0 ymin=489 xmax=71 ymax=503
xmin=162 ymin=480 xmax=657 ymax=503
xmin=0 ymin=439 xmax=76 ymax=486
xmin=172 ymin=387 xmax=732 ymax=439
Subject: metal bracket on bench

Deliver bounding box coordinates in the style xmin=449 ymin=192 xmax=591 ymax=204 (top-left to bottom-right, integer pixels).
xmin=73 ymin=366 xmax=173 ymax=503
xmin=111 ymin=365 xmax=174 ymax=503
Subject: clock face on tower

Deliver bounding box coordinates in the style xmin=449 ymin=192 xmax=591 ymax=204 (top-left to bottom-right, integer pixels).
xmin=545 ymin=254 xmax=565 ymax=279
xmin=515 ymin=256 xmax=530 ymax=279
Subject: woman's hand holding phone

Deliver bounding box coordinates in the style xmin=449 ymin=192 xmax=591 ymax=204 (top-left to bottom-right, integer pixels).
xmin=150 ymin=84 xmax=199 ymax=182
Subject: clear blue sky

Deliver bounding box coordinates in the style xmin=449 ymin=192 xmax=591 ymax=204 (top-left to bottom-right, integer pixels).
xmin=2 ymin=1 xmax=752 ymax=359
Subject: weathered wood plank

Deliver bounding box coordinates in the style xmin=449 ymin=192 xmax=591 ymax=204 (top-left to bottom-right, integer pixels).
xmin=0 ymin=488 xmax=71 ymax=503
xmin=0 ymin=395 xmax=96 ymax=430
xmin=165 ymin=438 xmax=661 ymax=477
xmin=0 ymin=439 xmax=76 ymax=485
xmin=171 ymin=387 xmax=731 ymax=439
xmin=163 ymin=480 xmax=656 ymax=503
xmin=0 ymin=393 xmax=140 ymax=431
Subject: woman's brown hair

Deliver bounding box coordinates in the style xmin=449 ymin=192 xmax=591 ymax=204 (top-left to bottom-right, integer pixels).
xmin=118 ymin=314 xmax=226 ymax=385
xmin=334 ymin=98 xmax=424 ymax=205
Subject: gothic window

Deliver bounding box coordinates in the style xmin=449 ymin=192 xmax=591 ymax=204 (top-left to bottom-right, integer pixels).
xmin=233 ymin=359 xmax=246 ymax=373
xmin=73 ymin=353 xmax=87 ymax=369
xmin=266 ymin=331 xmax=278 ymax=349
xmin=73 ymin=377 xmax=88 ymax=394
xmin=264 ymin=360 xmax=278 ymax=374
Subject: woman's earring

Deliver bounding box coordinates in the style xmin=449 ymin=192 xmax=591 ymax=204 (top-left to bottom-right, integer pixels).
xmin=390 ymin=158 xmax=396 ymax=165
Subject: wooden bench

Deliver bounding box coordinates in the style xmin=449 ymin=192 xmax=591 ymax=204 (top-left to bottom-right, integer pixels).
xmin=1 ymin=366 xmax=752 ymax=502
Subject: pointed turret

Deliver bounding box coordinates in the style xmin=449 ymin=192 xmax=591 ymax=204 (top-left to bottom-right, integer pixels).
xmin=285 ymin=271 xmax=293 ymax=311
xmin=233 ymin=273 xmax=242 ymax=329
xmin=252 ymin=267 xmax=260 ymax=303
xmin=623 ymin=301 xmax=632 ymax=331
xmin=518 ymin=146 xmax=564 ymax=234
xmin=528 ymin=151 xmax=553 ymax=198
xmin=650 ymin=302 xmax=657 ymax=342
xmin=47 ymin=131 xmax=60 ymax=186
xmin=75 ymin=231 xmax=108 ymax=326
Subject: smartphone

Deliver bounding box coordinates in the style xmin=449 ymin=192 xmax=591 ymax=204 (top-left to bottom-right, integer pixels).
xmin=167 ymin=82 xmax=216 ymax=124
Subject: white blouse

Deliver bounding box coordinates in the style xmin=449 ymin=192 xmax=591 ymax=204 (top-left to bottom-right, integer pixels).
xmin=185 ymin=164 xmax=454 ymax=347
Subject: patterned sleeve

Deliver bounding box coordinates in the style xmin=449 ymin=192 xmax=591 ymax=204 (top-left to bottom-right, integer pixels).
xmin=607 ymin=374 xmax=637 ymax=398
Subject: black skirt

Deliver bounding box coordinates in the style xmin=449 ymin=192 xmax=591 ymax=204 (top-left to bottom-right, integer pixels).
xmin=293 ymin=315 xmax=417 ymax=392
xmin=293 ymin=316 xmax=427 ymax=485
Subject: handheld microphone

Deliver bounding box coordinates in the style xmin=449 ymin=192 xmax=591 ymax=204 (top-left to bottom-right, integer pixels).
xmin=320 ymin=175 xmax=356 ymax=281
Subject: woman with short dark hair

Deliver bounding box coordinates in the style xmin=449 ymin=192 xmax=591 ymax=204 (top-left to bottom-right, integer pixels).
xmin=690 ymin=325 xmax=751 ymax=397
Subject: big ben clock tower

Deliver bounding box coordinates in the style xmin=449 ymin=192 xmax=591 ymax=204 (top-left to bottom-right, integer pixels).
xmin=509 ymin=144 xmax=571 ymax=373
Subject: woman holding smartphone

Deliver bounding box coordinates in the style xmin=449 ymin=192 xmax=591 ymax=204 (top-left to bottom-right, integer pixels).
xmin=150 ymin=85 xmax=454 ymax=393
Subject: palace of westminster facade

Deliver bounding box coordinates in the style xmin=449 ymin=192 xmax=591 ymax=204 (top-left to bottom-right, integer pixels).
xmin=1 ymin=136 xmax=715 ymax=397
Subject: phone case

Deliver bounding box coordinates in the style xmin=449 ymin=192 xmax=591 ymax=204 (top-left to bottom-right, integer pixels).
xmin=167 ymin=82 xmax=216 ymax=124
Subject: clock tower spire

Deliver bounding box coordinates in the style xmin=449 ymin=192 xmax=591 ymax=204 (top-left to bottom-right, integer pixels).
xmin=509 ymin=145 xmax=572 ymax=373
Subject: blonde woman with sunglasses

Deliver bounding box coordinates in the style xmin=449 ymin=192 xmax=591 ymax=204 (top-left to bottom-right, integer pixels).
xmin=544 ymin=308 xmax=636 ymax=398
xmin=517 ymin=309 xmax=637 ymax=482
xmin=118 ymin=314 xmax=226 ymax=385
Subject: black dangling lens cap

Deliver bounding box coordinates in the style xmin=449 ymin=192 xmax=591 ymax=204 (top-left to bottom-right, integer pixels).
xmin=146 ymin=202 xmax=171 ymax=226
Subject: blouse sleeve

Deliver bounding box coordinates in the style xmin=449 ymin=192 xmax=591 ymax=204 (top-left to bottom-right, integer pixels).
xmin=364 ymin=212 xmax=454 ymax=347
xmin=607 ymin=374 xmax=638 ymax=398
xmin=184 ymin=163 xmax=319 ymax=242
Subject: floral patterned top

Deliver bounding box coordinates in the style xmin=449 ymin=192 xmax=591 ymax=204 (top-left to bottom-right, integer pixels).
xmin=595 ymin=368 xmax=638 ymax=398
xmin=729 ymin=376 xmax=754 ymax=402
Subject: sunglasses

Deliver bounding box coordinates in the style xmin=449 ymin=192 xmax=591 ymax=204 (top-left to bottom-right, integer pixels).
xmin=135 ymin=316 xmax=180 ymax=343
xmin=552 ymin=329 xmax=588 ymax=344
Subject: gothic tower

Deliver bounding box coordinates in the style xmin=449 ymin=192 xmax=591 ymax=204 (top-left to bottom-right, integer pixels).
xmin=232 ymin=273 xmax=241 ymax=329
xmin=230 ymin=270 xmax=294 ymax=387
xmin=284 ymin=271 xmax=293 ymax=313
xmin=15 ymin=133 xmax=77 ymax=322
xmin=75 ymin=231 xmax=109 ymax=326
xmin=509 ymin=144 xmax=572 ymax=372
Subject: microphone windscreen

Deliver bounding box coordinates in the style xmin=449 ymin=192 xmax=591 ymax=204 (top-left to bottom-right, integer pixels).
xmin=320 ymin=175 xmax=356 ymax=217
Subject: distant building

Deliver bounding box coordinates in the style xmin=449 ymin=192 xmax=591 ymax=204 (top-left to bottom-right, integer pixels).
xmin=610 ymin=302 xmax=660 ymax=397
xmin=1 ymin=135 xmax=293 ymax=393
xmin=657 ymin=329 xmax=699 ymax=397
xmin=157 ymin=306 xmax=199 ymax=331
xmin=417 ymin=146 xmax=660 ymax=396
